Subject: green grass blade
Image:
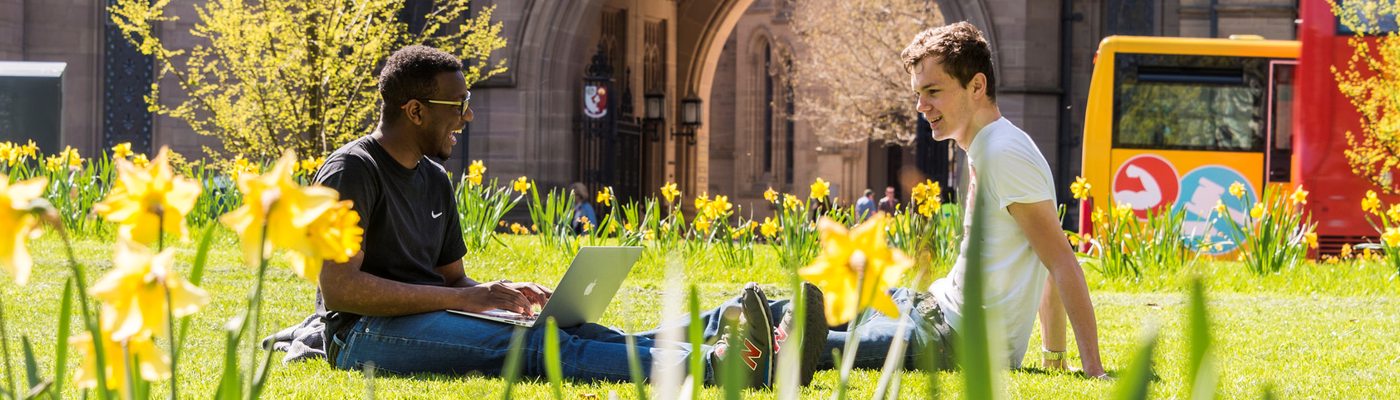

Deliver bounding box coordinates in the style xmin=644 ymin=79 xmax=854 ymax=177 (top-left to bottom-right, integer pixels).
xmin=20 ymin=336 xmax=39 ymax=391
xmin=52 ymin=279 xmax=73 ymax=400
xmin=688 ymin=286 xmax=704 ymax=399
xmin=544 ymin=317 xmax=563 ymax=400
xmin=624 ymin=335 xmax=649 ymax=400
xmin=959 ymin=190 xmax=1002 ymax=400
xmin=1188 ymin=278 xmax=1217 ymax=400
xmin=214 ymin=326 xmax=241 ymax=400
xmin=501 ymin=326 xmax=527 ymax=400
xmin=1110 ymin=330 xmax=1159 ymax=400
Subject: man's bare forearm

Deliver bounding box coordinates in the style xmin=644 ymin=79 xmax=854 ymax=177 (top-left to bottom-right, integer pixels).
xmin=1048 ymin=263 xmax=1104 ymax=374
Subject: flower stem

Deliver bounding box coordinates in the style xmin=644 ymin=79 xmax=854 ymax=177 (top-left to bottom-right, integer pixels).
xmin=243 ymin=217 xmax=273 ymax=398
xmin=57 ymin=225 xmax=111 ymax=399
xmin=160 ymin=211 xmax=179 ymax=400
xmin=0 ymin=295 xmax=16 ymax=400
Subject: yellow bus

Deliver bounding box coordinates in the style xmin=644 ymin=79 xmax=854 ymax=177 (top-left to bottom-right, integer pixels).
xmin=1079 ymin=36 xmax=1299 ymax=254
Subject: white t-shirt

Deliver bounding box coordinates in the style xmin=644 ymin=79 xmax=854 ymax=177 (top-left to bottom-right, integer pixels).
xmin=928 ymin=117 xmax=1055 ymax=368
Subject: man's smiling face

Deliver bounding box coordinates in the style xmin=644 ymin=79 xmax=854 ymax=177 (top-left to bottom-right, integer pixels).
xmin=910 ymin=56 xmax=978 ymax=144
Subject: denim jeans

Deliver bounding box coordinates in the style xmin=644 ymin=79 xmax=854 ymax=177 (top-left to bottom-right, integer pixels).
xmin=638 ymin=288 xmax=953 ymax=371
xmin=332 ymin=311 xmax=712 ymax=383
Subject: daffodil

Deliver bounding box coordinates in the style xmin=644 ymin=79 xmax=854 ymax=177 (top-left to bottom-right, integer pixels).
xmin=810 ymin=178 xmax=830 ymax=200
xmin=760 ymin=217 xmax=779 ymax=238
xmin=1341 ymin=243 xmax=1354 ymax=259
xmin=798 ymin=215 xmax=912 ymax=326
xmin=1363 ymin=190 xmax=1381 ymax=215
xmin=597 ymin=187 xmax=613 ymax=207
xmin=1229 ymin=181 xmax=1245 ymax=199
xmin=43 ymin=155 xmax=62 ymax=172
xmin=1387 ymin=204 xmax=1400 ymax=223
xmin=513 ymin=176 xmax=531 ymax=194
xmin=694 ymin=216 xmax=712 ymax=234
xmin=0 ymin=176 xmax=46 ymax=285
xmin=293 ymin=200 xmax=364 ymax=284
xmin=1304 ymin=231 xmax=1318 ymax=249
xmin=94 ymin=147 xmax=202 ymax=245
xmin=466 ymin=160 xmax=486 ymax=186
xmin=111 ymin=142 xmax=133 ymax=160
xmin=19 ymin=141 xmax=37 ymax=160
xmin=221 ymin=151 xmax=341 ymax=270
xmin=1384 ymin=227 xmax=1400 ymax=248
xmin=1290 ymin=186 xmax=1309 ymax=206
xmin=1112 ymin=202 xmax=1133 ymax=220
xmin=1250 ymin=203 xmax=1266 ymax=220
xmin=1070 ymin=176 xmax=1091 ymax=200
xmin=661 ymin=182 xmax=680 ymax=204
xmin=71 ymin=326 xmax=169 ymax=394
xmin=296 ymin=156 xmax=325 ymax=176
xmin=694 ymin=193 xmax=710 ymax=211
xmin=131 ymin=153 xmax=149 ymax=168
xmin=90 ymin=238 xmax=209 ymax=340
xmin=764 ymin=187 xmax=778 ymax=203
xmin=783 ymin=194 xmax=802 ymax=211
xmin=704 ymin=195 xmax=732 ymax=220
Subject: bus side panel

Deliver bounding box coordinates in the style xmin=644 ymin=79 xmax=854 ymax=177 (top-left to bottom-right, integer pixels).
xmin=1296 ymin=0 xmax=1395 ymax=249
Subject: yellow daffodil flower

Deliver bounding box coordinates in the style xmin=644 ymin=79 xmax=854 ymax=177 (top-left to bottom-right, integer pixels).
xmin=1304 ymin=231 xmax=1318 ymax=249
xmin=695 ymin=216 xmax=712 ymax=233
xmin=1384 ymin=228 xmax=1400 ymax=248
xmin=810 ymin=178 xmax=830 ymax=200
xmin=661 ymin=182 xmax=680 ymax=204
xmin=111 ymin=142 xmax=133 ymax=160
xmin=1362 ymin=190 xmax=1381 ymax=214
xmin=466 ymin=160 xmax=486 ymax=186
xmin=597 ymin=187 xmax=613 ymax=207
xmin=783 ymin=194 xmax=802 ymax=211
xmin=798 ymin=215 xmax=912 ymax=326
xmin=60 ymin=146 xmax=83 ymax=169
xmin=1070 ymin=176 xmax=1091 ymax=200
xmin=296 ymin=156 xmax=325 ymax=176
xmin=0 ymin=176 xmax=46 ymax=285
xmin=513 ymin=176 xmax=531 ymax=194
xmin=694 ymin=193 xmax=710 ymax=211
xmin=43 ymin=155 xmax=62 ymax=172
xmin=1290 ymin=186 xmax=1308 ymax=206
xmin=764 ymin=187 xmax=778 ymax=203
xmin=760 ymin=217 xmax=779 ymax=238
xmin=20 ymin=140 xmax=37 ymax=160
xmin=71 ymin=326 xmax=169 ymax=394
xmin=1228 ymin=182 xmax=1245 ymax=199
xmin=704 ymin=195 xmax=732 ymax=220
xmin=1387 ymin=204 xmax=1400 ymax=223
xmin=1341 ymin=243 xmax=1353 ymax=259
xmin=221 ymin=151 xmax=341 ymax=271
xmin=1214 ymin=200 xmax=1227 ymax=216
xmin=132 ymin=153 xmax=149 ymax=168
xmin=1250 ymin=203 xmax=1265 ymax=220
xmin=94 ymin=147 xmax=202 ymax=245
xmin=90 ymin=239 xmax=209 ymax=340
xmin=1113 ymin=202 xmax=1133 ymax=220
xmin=294 ymin=200 xmax=364 ymax=284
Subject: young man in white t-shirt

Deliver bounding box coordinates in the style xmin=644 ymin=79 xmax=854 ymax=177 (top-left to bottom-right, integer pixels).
xmin=899 ymin=21 xmax=1106 ymax=377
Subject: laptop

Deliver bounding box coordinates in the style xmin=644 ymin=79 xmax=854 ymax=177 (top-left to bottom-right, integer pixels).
xmin=447 ymin=246 xmax=643 ymax=328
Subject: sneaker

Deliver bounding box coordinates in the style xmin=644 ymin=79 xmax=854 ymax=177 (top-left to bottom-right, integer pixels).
xmin=709 ymin=284 xmax=776 ymax=388
xmin=775 ymin=282 xmax=827 ymax=386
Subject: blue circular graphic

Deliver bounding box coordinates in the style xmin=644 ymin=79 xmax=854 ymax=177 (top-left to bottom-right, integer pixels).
xmin=1170 ymin=165 xmax=1256 ymax=255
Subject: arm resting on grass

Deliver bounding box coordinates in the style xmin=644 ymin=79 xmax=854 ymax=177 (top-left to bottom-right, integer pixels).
xmin=1008 ymin=200 xmax=1106 ymax=377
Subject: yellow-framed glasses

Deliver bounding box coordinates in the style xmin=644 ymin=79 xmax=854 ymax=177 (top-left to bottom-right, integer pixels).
xmin=423 ymin=90 xmax=471 ymax=115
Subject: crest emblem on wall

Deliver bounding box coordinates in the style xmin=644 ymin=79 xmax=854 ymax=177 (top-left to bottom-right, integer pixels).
xmin=584 ymin=84 xmax=608 ymax=119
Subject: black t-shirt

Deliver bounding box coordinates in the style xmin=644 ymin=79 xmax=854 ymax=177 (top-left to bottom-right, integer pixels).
xmin=314 ymin=135 xmax=468 ymax=341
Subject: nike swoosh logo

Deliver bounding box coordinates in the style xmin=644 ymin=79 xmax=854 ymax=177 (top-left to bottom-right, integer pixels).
xmin=431 ymin=211 xmax=443 ymax=219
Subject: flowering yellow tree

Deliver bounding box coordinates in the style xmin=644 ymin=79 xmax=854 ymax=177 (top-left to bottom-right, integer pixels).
xmin=108 ymin=0 xmax=508 ymax=162
xmin=1331 ymin=1 xmax=1400 ymax=192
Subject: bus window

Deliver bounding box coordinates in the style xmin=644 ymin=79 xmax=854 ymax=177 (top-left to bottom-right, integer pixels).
xmin=1267 ymin=61 xmax=1296 ymax=183
xmin=1113 ymin=53 xmax=1268 ymax=152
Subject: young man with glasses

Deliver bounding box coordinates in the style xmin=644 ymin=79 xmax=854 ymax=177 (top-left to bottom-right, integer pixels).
xmin=309 ymin=45 xmax=825 ymax=388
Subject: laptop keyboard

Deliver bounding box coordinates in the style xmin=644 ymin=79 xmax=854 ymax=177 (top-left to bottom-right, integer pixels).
xmin=481 ymin=309 xmax=539 ymax=323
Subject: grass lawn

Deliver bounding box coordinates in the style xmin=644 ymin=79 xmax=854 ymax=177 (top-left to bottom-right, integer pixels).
xmin=3 ymin=230 xmax=1399 ymax=399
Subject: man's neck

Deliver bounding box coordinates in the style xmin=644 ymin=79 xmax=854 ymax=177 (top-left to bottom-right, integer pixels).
xmin=372 ymin=121 xmax=423 ymax=169
xmin=955 ymin=104 xmax=1003 ymax=151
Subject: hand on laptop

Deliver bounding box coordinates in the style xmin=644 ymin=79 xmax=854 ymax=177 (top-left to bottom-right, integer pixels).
xmin=462 ymin=280 xmax=549 ymax=317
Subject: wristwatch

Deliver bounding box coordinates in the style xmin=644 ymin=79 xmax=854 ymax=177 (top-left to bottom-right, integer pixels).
xmin=1042 ymin=349 xmax=1066 ymax=361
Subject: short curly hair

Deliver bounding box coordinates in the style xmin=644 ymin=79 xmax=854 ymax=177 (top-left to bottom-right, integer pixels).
xmin=378 ymin=45 xmax=463 ymax=123
xmin=901 ymin=22 xmax=996 ymax=101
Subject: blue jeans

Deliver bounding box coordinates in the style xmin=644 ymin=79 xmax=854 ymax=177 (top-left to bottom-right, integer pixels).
xmin=638 ymin=288 xmax=953 ymax=371
xmin=332 ymin=312 xmax=712 ymax=383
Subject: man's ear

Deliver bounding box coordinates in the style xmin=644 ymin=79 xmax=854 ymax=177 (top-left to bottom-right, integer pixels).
xmin=970 ymin=73 xmax=988 ymax=99
xmin=403 ymin=100 xmax=424 ymax=125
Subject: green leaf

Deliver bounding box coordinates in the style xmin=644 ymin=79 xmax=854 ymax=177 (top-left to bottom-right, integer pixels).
xmin=1110 ymin=330 xmax=1159 ymax=400
xmin=688 ymin=286 xmax=704 ymax=400
xmin=624 ymin=335 xmax=648 ymax=400
xmin=544 ymin=317 xmax=563 ymax=400
xmin=959 ymin=190 xmax=1003 ymax=400
xmin=52 ymin=279 xmax=73 ymax=400
xmin=20 ymin=337 xmax=39 ymax=391
xmin=501 ymin=326 xmax=527 ymax=400
xmin=1188 ymin=277 xmax=1218 ymax=400
xmin=214 ymin=326 xmax=242 ymax=400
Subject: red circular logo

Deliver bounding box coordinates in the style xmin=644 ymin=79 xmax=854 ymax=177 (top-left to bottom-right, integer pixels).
xmin=1111 ymin=155 xmax=1180 ymax=219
